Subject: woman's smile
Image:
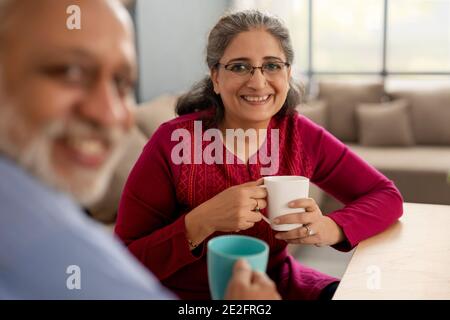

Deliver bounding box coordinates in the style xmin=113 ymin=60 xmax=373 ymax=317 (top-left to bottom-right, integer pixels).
xmin=240 ymin=94 xmax=273 ymax=105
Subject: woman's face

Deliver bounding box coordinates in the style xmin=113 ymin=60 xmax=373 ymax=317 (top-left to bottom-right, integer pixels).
xmin=211 ymin=28 xmax=291 ymax=129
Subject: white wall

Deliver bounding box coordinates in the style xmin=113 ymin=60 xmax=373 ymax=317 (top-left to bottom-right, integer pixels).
xmin=136 ymin=0 xmax=230 ymax=103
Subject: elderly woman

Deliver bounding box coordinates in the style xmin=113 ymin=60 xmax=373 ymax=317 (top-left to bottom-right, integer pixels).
xmin=115 ymin=10 xmax=403 ymax=300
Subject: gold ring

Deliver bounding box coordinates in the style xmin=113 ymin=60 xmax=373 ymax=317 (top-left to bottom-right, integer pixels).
xmin=254 ymin=199 xmax=260 ymax=212
xmin=304 ymin=224 xmax=314 ymax=236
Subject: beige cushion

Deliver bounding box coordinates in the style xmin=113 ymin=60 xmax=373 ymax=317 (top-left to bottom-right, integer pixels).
xmin=135 ymin=95 xmax=179 ymax=138
xmin=296 ymin=100 xmax=327 ymax=128
xmin=346 ymin=144 xmax=450 ymax=205
xmin=318 ymin=82 xmax=385 ymax=142
xmin=347 ymin=144 xmax=450 ymax=173
xmin=356 ymin=100 xmax=414 ymax=147
xmin=88 ymin=127 xmax=148 ymax=223
xmin=388 ymin=88 xmax=450 ymax=145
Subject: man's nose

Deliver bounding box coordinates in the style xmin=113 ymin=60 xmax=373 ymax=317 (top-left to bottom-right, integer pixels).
xmin=79 ymin=80 xmax=133 ymax=131
xmin=246 ymin=67 xmax=267 ymax=89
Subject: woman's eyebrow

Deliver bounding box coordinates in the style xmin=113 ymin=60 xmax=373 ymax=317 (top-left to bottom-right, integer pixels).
xmin=263 ymin=56 xmax=284 ymax=61
xmin=225 ymin=57 xmax=250 ymax=64
xmin=225 ymin=56 xmax=284 ymax=64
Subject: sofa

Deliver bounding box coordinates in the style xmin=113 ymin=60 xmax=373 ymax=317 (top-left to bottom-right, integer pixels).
xmin=311 ymin=82 xmax=450 ymax=212
xmin=87 ymin=82 xmax=450 ymax=224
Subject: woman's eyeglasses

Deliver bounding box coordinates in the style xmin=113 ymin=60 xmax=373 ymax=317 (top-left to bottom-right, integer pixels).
xmin=216 ymin=61 xmax=290 ymax=80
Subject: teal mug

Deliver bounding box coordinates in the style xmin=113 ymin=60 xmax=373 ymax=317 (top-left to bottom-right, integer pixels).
xmin=207 ymin=235 xmax=269 ymax=300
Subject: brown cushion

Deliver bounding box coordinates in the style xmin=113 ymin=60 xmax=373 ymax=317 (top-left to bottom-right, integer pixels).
xmin=134 ymin=95 xmax=179 ymax=138
xmin=347 ymin=144 xmax=450 ymax=205
xmin=296 ymin=100 xmax=327 ymax=128
xmin=318 ymin=82 xmax=385 ymax=142
xmin=388 ymin=88 xmax=450 ymax=145
xmin=356 ymin=100 xmax=414 ymax=147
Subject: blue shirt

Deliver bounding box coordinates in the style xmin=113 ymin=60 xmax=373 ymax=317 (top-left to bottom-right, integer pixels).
xmin=0 ymin=156 xmax=175 ymax=299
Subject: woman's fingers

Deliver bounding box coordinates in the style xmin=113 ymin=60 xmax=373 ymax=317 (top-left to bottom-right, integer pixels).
xmin=237 ymin=210 xmax=265 ymax=230
xmin=248 ymin=198 xmax=267 ymax=210
xmin=255 ymin=178 xmax=264 ymax=185
xmin=240 ymin=221 xmax=257 ymax=230
xmin=247 ymin=186 xmax=267 ymax=199
xmin=287 ymin=198 xmax=318 ymax=212
xmin=240 ymin=179 xmax=264 ymax=187
xmin=257 ymin=199 xmax=267 ymax=210
xmin=274 ymin=224 xmax=312 ymax=240
xmin=284 ymin=235 xmax=322 ymax=246
xmin=273 ymin=211 xmax=315 ymax=225
xmin=247 ymin=210 xmax=263 ymax=222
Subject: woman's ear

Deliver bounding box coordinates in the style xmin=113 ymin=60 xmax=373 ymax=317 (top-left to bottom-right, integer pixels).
xmin=211 ymin=68 xmax=220 ymax=95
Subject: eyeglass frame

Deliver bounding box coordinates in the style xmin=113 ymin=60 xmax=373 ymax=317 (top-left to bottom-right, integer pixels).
xmin=215 ymin=61 xmax=291 ymax=78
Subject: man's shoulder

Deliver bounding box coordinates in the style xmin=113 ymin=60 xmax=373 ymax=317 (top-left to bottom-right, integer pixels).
xmin=0 ymin=157 xmax=80 ymax=231
xmin=0 ymin=158 xmax=173 ymax=299
xmin=0 ymin=190 xmax=172 ymax=299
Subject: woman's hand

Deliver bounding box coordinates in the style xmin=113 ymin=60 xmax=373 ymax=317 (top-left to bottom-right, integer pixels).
xmin=273 ymin=198 xmax=345 ymax=246
xmin=185 ymin=179 xmax=267 ymax=248
xmin=200 ymin=179 xmax=267 ymax=232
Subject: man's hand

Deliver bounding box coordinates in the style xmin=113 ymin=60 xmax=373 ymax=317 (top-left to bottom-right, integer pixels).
xmin=225 ymin=259 xmax=281 ymax=300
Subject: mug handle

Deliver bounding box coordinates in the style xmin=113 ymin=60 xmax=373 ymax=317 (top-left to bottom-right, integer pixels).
xmin=260 ymin=214 xmax=271 ymax=225
xmin=256 ymin=185 xmax=271 ymax=225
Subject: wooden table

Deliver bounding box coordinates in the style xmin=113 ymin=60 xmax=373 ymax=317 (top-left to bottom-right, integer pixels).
xmin=333 ymin=202 xmax=450 ymax=300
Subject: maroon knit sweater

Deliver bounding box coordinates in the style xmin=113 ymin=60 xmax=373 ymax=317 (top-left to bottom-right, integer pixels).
xmin=115 ymin=110 xmax=403 ymax=300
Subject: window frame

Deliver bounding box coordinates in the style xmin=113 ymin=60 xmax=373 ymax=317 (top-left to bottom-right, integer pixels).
xmin=305 ymin=0 xmax=450 ymax=86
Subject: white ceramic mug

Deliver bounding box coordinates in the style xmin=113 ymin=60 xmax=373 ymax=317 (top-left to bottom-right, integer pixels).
xmin=262 ymin=176 xmax=310 ymax=231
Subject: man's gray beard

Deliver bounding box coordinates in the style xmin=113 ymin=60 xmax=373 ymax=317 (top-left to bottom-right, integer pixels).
xmin=0 ymin=104 xmax=128 ymax=207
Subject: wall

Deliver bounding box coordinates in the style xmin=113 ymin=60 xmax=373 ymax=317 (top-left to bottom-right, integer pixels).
xmin=136 ymin=0 xmax=230 ymax=103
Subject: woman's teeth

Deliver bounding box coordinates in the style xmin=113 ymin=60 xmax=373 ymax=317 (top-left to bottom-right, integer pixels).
xmin=242 ymin=95 xmax=270 ymax=102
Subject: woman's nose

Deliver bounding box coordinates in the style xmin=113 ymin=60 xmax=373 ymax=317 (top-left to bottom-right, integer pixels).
xmin=246 ymin=68 xmax=267 ymax=89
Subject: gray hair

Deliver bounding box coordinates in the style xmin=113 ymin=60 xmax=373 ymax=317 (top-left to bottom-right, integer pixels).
xmin=206 ymin=10 xmax=295 ymax=69
xmin=176 ymin=10 xmax=303 ymax=124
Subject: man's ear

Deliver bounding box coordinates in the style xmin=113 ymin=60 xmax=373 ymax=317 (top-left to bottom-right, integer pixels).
xmin=211 ymin=68 xmax=220 ymax=95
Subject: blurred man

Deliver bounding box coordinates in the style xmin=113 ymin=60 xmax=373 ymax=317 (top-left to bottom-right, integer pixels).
xmin=0 ymin=0 xmax=280 ymax=300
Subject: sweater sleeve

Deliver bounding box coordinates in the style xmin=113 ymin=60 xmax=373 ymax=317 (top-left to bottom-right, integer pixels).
xmin=115 ymin=123 xmax=203 ymax=280
xmin=299 ymin=116 xmax=404 ymax=251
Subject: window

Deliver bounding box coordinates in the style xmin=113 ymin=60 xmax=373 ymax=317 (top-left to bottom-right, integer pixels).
xmin=233 ymin=0 xmax=450 ymax=88
xmin=313 ymin=0 xmax=383 ymax=72
xmin=387 ymin=0 xmax=450 ymax=72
